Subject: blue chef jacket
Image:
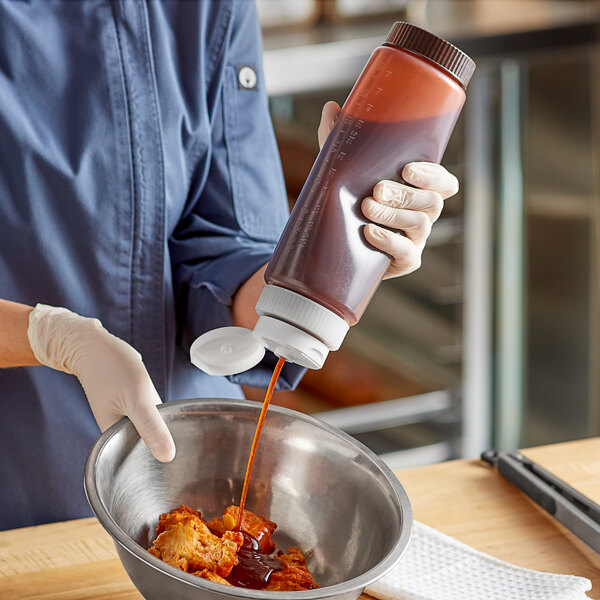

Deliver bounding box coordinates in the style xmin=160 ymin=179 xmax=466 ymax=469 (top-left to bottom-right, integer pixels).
xmin=0 ymin=0 xmax=303 ymax=530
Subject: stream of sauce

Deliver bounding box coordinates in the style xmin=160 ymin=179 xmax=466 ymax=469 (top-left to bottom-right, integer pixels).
xmin=229 ymin=357 xmax=286 ymax=589
xmin=235 ymin=356 xmax=286 ymax=531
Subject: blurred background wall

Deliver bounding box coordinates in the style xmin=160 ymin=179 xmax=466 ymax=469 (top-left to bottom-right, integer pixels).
xmin=244 ymin=0 xmax=600 ymax=468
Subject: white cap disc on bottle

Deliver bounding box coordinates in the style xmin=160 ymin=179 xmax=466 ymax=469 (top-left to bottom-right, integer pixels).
xmin=189 ymin=326 xmax=265 ymax=376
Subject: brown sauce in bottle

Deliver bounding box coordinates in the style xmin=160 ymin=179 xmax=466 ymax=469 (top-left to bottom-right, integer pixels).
xmin=265 ymin=45 xmax=466 ymax=325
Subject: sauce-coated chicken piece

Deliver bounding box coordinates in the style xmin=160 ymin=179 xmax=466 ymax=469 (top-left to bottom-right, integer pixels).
xmin=149 ymin=504 xmax=318 ymax=590
xmin=207 ymin=505 xmax=276 ymax=554
xmin=265 ymin=546 xmax=319 ymax=591
xmin=194 ymin=569 xmax=233 ymax=586
xmin=154 ymin=504 xmax=202 ymax=535
xmin=148 ymin=506 xmax=243 ymax=577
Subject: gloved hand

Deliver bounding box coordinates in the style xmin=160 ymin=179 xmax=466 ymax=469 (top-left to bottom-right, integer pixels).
xmin=27 ymin=304 xmax=175 ymax=462
xmin=318 ymin=101 xmax=459 ymax=278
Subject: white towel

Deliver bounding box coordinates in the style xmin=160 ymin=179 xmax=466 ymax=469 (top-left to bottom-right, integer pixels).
xmin=366 ymin=521 xmax=592 ymax=600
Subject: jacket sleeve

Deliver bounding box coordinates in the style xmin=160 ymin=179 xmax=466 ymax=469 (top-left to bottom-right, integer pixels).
xmin=170 ymin=0 xmax=304 ymax=390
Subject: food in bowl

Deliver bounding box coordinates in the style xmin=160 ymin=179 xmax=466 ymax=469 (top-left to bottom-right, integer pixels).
xmin=84 ymin=399 xmax=412 ymax=600
xmin=148 ymin=504 xmax=319 ymax=591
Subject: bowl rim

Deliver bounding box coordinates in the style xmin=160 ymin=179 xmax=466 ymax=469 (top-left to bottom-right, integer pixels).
xmin=84 ymin=397 xmax=413 ymax=599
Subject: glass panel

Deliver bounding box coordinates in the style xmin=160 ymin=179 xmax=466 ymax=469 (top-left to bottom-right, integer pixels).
xmin=521 ymin=47 xmax=599 ymax=445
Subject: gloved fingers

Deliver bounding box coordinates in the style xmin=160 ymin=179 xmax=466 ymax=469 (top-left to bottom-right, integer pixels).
xmin=128 ymin=398 xmax=176 ymax=463
xmin=89 ymin=402 xmax=125 ymax=433
xmin=362 ymin=197 xmax=432 ymax=246
xmin=79 ymin=359 xmax=176 ymax=463
xmin=364 ymin=223 xmax=422 ymax=278
xmin=371 ymin=180 xmax=443 ymax=223
xmin=27 ymin=303 xmax=176 ymax=462
xmin=74 ymin=329 xmax=176 ymax=462
xmin=318 ymin=100 xmax=341 ymax=149
xmin=402 ymin=162 xmax=459 ymax=200
xmin=120 ymin=359 xmax=176 ymax=463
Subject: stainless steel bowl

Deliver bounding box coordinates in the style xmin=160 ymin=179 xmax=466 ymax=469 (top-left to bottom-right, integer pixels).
xmin=84 ymin=398 xmax=412 ymax=600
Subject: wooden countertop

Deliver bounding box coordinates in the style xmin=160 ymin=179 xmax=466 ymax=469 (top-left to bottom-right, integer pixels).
xmin=1 ymin=437 xmax=599 ymax=599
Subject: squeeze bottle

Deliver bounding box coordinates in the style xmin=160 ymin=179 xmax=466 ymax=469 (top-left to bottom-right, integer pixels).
xmin=190 ymin=22 xmax=475 ymax=375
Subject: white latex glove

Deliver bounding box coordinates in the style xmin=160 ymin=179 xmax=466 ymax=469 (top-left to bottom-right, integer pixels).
xmin=27 ymin=304 xmax=176 ymax=462
xmin=318 ymin=101 xmax=459 ymax=279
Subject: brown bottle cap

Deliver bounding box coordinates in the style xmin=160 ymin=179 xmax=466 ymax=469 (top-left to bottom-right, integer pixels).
xmin=384 ymin=22 xmax=475 ymax=88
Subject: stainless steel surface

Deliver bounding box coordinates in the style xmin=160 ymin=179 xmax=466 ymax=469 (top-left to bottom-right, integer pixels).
xmin=462 ymin=65 xmax=494 ymax=457
xmin=262 ymin=1 xmax=600 ymax=97
xmin=315 ymin=391 xmax=451 ymax=435
xmin=496 ymin=60 xmax=525 ymax=450
xmin=85 ymin=399 xmax=412 ymax=600
xmin=381 ymin=442 xmax=453 ymax=471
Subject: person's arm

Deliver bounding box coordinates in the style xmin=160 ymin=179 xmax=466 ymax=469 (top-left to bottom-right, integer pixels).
xmin=170 ymin=1 xmax=304 ymax=390
xmin=0 ymin=299 xmax=175 ymax=462
xmin=0 ymin=299 xmax=38 ymax=367
xmin=231 ymin=264 xmax=267 ymax=331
